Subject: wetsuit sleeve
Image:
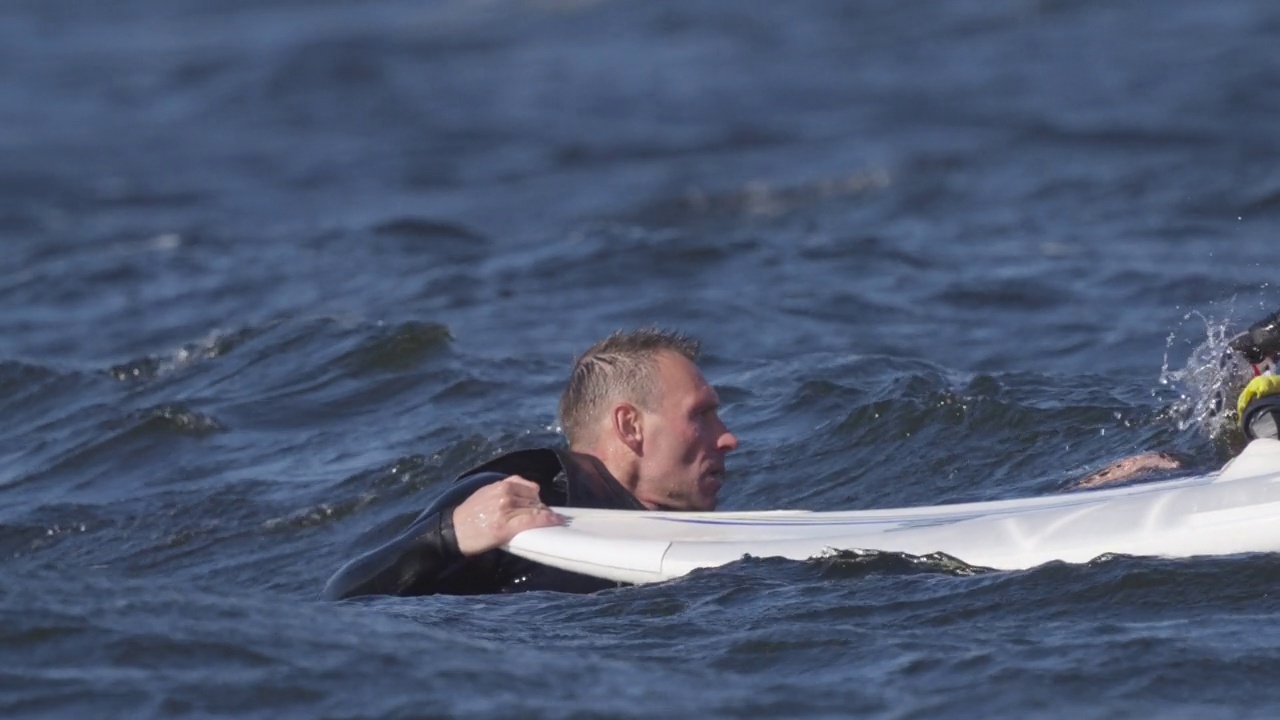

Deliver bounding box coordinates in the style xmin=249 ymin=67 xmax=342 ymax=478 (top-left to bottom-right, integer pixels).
xmin=320 ymin=471 xmax=507 ymax=600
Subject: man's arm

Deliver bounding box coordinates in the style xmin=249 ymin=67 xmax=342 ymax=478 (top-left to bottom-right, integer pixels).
xmin=320 ymin=472 xmax=500 ymax=600
xmin=321 ymin=472 xmax=565 ymax=600
xmin=320 ymin=505 xmax=467 ymax=600
xmin=1069 ymin=452 xmax=1184 ymax=491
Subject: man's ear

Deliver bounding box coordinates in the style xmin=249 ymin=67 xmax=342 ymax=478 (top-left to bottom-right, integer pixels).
xmin=612 ymin=402 xmax=644 ymax=455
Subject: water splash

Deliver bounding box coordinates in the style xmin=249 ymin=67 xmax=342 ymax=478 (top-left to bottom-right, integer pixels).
xmin=1159 ymin=308 xmax=1255 ymax=439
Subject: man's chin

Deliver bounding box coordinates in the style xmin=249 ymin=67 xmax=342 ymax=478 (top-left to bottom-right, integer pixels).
xmin=696 ymin=475 xmax=722 ymax=511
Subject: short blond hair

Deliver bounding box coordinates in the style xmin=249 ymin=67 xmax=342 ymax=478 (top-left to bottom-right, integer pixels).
xmin=558 ymin=328 xmax=701 ymax=447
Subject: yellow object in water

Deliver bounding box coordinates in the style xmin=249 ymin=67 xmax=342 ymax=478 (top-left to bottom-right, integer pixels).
xmin=1237 ymin=375 xmax=1280 ymax=424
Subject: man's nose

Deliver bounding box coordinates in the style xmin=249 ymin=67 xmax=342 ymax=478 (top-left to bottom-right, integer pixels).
xmin=718 ymin=428 xmax=739 ymax=453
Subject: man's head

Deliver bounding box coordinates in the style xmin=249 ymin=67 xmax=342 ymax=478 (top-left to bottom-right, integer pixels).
xmin=559 ymin=328 xmax=738 ymax=511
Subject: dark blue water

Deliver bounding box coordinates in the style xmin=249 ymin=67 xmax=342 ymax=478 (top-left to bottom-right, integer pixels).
xmin=4 ymin=0 xmax=1280 ymax=717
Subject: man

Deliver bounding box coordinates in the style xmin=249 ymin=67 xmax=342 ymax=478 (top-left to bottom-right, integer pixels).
xmin=322 ymin=328 xmax=738 ymax=599
xmin=1229 ymin=308 xmax=1280 ymax=439
xmin=1074 ymin=307 xmax=1280 ymax=490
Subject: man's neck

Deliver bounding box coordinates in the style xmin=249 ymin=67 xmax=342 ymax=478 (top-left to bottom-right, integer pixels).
xmin=566 ymin=446 xmax=656 ymax=509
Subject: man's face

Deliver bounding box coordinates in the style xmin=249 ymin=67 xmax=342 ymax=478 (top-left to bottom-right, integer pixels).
xmin=634 ymin=352 xmax=738 ymax=511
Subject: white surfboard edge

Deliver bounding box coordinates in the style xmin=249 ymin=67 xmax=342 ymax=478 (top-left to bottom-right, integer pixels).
xmin=504 ymin=439 xmax=1280 ymax=585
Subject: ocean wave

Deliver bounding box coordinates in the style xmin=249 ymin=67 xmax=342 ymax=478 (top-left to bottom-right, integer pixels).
xmin=333 ymin=320 xmax=452 ymax=376
xmin=108 ymin=326 xmax=268 ymax=384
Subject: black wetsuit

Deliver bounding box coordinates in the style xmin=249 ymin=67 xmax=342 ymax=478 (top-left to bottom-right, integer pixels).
xmin=322 ymin=448 xmax=645 ymax=600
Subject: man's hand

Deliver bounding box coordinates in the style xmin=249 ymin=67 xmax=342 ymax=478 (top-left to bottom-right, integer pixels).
xmin=1072 ymin=452 xmax=1182 ymax=490
xmin=1238 ymin=375 xmax=1280 ymax=423
xmin=451 ymin=475 xmax=565 ymax=556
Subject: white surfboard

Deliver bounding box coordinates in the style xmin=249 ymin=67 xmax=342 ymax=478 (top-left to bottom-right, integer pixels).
xmin=505 ymin=439 xmax=1280 ymax=585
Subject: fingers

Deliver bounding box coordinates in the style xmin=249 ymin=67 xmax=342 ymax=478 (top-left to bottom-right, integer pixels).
xmin=503 ymin=475 xmax=542 ymax=493
xmin=497 ymin=477 xmax=542 ymax=505
xmin=451 ymin=475 xmax=562 ymax=556
xmin=507 ymin=505 xmax=566 ymax=532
